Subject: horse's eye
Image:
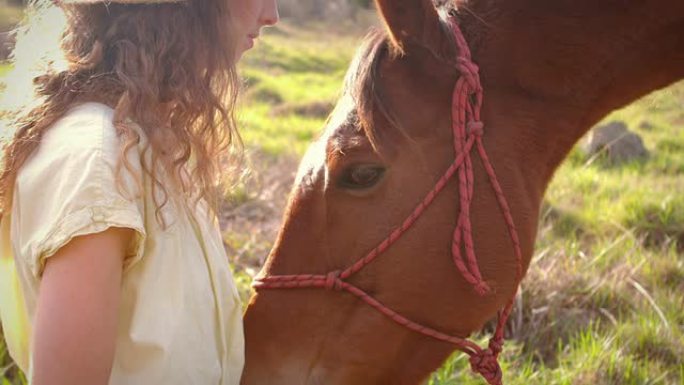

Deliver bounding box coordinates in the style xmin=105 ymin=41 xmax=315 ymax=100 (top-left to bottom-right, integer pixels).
xmin=338 ymin=164 xmax=386 ymax=190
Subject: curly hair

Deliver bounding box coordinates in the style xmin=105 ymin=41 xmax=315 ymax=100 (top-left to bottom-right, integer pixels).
xmin=0 ymin=0 xmax=243 ymax=229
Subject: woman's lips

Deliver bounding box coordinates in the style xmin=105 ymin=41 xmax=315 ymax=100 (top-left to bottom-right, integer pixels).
xmin=246 ymin=33 xmax=259 ymax=49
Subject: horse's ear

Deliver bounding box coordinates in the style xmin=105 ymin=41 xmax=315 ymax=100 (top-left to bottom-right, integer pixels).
xmin=375 ymin=0 xmax=448 ymax=57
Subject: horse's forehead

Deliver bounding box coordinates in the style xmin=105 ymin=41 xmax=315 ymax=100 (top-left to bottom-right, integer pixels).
xmin=322 ymin=96 xmax=371 ymax=154
xmin=293 ymin=98 xmax=372 ymax=194
xmin=294 ymin=137 xmax=327 ymax=193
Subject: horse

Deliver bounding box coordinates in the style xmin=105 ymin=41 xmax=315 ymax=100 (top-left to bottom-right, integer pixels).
xmin=241 ymin=1 xmax=684 ymax=384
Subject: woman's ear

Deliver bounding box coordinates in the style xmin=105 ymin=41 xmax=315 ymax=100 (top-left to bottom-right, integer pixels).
xmin=374 ymin=0 xmax=450 ymax=57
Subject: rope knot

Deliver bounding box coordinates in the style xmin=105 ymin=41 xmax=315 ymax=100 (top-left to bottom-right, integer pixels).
xmin=473 ymin=280 xmax=491 ymax=296
xmin=467 ymin=121 xmax=485 ymax=137
xmin=324 ymin=270 xmax=343 ymax=291
xmin=469 ymin=348 xmax=503 ymax=385
xmin=456 ymin=57 xmax=480 ymax=89
xmin=456 ymin=57 xmax=479 ymax=74
xmin=488 ymin=338 xmax=504 ymax=355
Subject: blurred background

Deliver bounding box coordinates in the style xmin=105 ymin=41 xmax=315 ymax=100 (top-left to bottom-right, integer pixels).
xmin=1 ymin=1 xmax=683 ymax=384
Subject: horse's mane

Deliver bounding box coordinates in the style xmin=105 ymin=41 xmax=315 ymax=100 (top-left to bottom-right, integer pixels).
xmin=340 ymin=29 xmax=391 ymax=147
xmin=336 ymin=4 xmax=459 ymax=149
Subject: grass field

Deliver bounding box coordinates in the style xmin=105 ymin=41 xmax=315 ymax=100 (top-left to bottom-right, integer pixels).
xmin=2 ymin=19 xmax=683 ymax=385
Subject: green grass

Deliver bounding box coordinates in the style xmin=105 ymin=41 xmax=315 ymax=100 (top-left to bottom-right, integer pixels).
xmin=1 ymin=19 xmax=683 ymax=385
xmin=237 ymin=23 xmax=365 ymax=155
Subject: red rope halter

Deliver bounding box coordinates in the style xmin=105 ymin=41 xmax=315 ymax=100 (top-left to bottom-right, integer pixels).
xmin=253 ymin=17 xmax=524 ymax=385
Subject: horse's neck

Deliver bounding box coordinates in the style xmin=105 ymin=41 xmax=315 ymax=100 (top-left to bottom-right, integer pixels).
xmin=460 ymin=0 xmax=684 ymax=189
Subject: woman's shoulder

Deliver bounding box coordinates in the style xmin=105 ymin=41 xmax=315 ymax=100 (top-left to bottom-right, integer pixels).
xmin=41 ymin=102 xmax=149 ymax=162
xmin=42 ymin=102 xmax=118 ymax=152
xmin=19 ymin=102 xmax=145 ymax=186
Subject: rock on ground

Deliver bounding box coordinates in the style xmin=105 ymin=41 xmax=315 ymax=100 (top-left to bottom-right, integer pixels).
xmin=584 ymin=121 xmax=649 ymax=164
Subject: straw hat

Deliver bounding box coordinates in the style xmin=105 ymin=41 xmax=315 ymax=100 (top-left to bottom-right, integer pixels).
xmin=56 ymin=0 xmax=185 ymax=4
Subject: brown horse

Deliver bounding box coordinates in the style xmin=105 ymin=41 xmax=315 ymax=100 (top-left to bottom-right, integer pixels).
xmin=241 ymin=1 xmax=684 ymax=384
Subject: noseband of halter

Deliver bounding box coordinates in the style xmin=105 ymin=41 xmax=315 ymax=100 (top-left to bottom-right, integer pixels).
xmin=253 ymin=16 xmax=523 ymax=385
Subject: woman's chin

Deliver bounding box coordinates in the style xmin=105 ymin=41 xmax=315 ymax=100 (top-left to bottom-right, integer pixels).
xmin=235 ymin=49 xmax=247 ymax=62
xmin=235 ymin=41 xmax=254 ymax=62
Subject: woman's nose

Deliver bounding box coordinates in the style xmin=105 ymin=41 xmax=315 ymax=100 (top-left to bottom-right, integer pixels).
xmin=261 ymin=0 xmax=279 ymax=26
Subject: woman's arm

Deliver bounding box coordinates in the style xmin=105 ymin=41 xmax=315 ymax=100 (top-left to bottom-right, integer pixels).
xmin=31 ymin=227 xmax=135 ymax=385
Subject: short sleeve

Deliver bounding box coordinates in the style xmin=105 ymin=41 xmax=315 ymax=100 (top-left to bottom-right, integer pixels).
xmin=12 ymin=103 xmax=147 ymax=279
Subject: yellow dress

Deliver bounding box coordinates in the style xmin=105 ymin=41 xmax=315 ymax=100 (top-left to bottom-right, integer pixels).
xmin=0 ymin=102 xmax=244 ymax=384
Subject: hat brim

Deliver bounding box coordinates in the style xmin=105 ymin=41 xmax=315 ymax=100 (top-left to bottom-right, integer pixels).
xmin=57 ymin=0 xmax=185 ymax=4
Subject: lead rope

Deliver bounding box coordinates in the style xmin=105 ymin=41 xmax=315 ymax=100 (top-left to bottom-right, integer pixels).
xmin=447 ymin=15 xmax=524 ymax=384
xmin=254 ymin=17 xmax=523 ymax=385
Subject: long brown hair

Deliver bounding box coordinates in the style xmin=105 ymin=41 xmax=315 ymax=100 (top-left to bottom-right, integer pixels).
xmin=0 ymin=0 xmax=242 ymax=229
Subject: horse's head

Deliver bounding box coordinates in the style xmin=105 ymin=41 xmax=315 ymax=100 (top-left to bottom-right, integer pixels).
xmin=240 ymin=1 xmax=534 ymax=384
xmin=240 ymin=0 xmax=684 ymax=382
xmin=240 ymin=2 xmax=539 ymax=384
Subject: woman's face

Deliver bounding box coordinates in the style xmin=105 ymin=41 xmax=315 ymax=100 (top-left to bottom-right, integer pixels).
xmin=231 ymin=0 xmax=279 ymax=60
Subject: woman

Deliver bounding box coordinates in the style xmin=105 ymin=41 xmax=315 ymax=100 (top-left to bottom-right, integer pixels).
xmin=0 ymin=0 xmax=277 ymax=384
